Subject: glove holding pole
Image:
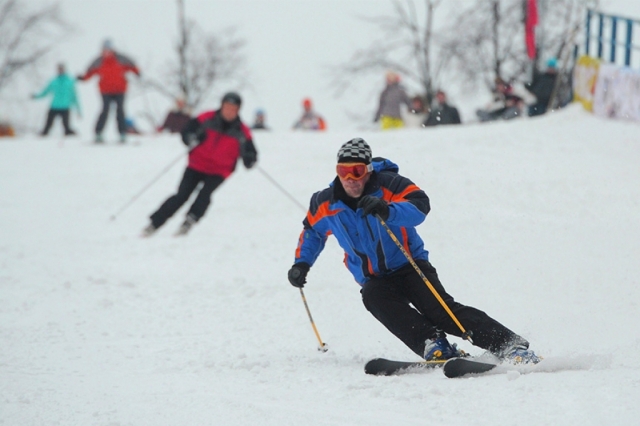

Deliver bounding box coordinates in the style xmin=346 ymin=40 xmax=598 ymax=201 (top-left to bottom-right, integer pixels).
xmin=357 ymin=196 xmax=473 ymax=343
xmin=181 ymin=119 xmax=206 ymax=151
xmin=288 ymin=262 xmax=310 ymax=288
xmin=357 ymin=195 xmax=389 ymax=221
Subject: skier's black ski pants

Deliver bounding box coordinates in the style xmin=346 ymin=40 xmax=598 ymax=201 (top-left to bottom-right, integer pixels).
xmin=42 ymin=108 xmax=73 ymax=135
xmin=361 ymin=260 xmax=526 ymax=357
xmin=96 ymin=93 xmax=126 ymax=135
xmin=150 ymin=167 xmax=225 ymax=228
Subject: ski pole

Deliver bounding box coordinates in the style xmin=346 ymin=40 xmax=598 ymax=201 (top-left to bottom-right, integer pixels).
xmin=256 ymin=166 xmax=307 ymax=212
xmin=109 ymin=151 xmax=186 ymax=221
xmin=299 ymin=288 xmax=329 ymax=352
xmin=255 ymin=167 xmax=327 ymax=351
xmin=375 ymin=214 xmax=473 ymax=343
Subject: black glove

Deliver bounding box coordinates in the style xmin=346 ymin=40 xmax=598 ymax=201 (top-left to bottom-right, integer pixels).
xmin=181 ymin=118 xmax=206 ymax=148
xmin=241 ymin=139 xmax=258 ymax=169
xmin=288 ymin=262 xmax=310 ymax=288
xmin=358 ymin=195 xmax=390 ymax=221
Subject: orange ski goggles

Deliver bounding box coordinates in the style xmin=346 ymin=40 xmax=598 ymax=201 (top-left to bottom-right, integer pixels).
xmin=336 ymin=162 xmax=373 ymax=180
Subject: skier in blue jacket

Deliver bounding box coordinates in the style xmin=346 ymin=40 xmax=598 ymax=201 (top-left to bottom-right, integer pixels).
xmin=288 ymin=138 xmax=540 ymax=364
xmin=32 ymin=63 xmax=80 ymax=136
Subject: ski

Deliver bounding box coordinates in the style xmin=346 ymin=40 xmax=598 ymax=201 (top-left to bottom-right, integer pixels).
xmin=443 ymin=357 xmax=498 ymax=378
xmin=364 ymin=357 xmax=446 ymax=375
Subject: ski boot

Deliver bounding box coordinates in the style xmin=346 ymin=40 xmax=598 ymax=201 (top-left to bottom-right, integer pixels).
xmin=424 ymin=336 xmax=464 ymax=361
xmin=175 ymin=215 xmax=197 ymax=236
xmin=95 ymin=133 xmax=104 ymax=144
xmin=141 ymin=223 xmax=158 ymax=238
xmin=502 ymin=342 xmax=541 ymax=365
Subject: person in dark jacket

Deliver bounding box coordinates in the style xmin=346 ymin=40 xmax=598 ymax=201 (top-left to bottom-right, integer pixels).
xmin=525 ymin=57 xmax=559 ymax=117
xmin=423 ymin=90 xmax=461 ymax=127
xmin=157 ymin=98 xmax=191 ymax=133
xmin=142 ymin=92 xmax=258 ymax=237
xmin=287 ymin=138 xmax=540 ymax=364
xmin=32 ymin=63 xmax=80 ymax=136
xmin=77 ymin=39 xmax=140 ymax=143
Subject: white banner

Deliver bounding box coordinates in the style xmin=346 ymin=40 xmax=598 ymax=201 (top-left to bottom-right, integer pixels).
xmin=593 ymin=64 xmax=640 ymax=122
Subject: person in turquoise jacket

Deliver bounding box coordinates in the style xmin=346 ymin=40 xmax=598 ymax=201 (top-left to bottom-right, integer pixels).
xmin=32 ymin=63 xmax=80 ymax=136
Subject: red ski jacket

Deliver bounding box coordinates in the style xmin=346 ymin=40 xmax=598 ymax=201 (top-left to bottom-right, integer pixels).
xmin=80 ymin=51 xmax=140 ymax=94
xmin=186 ymin=111 xmax=255 ymax=178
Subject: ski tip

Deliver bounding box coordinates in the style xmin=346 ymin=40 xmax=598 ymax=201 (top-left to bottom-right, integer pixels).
xmin=364 ymin=358 xmax=391 ymax=375
xmin=364 ymin=358 xmax=444 ymax=376
xmin=443 ymin=357 xmax=498 ymax=378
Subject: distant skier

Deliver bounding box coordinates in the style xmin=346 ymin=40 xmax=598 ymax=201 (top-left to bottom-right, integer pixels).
xmin=288 ymin=138 xmax=540 ymax=364
xmin=251 ymin=109 xmax=269 ymax=130
xmin=157 ymin=98 xmax=191 ymax=134
xmin=32 ymin=63 xmax=80 ymax=136
xmin=292 ymin=98 xmax=326 ymax=131
xmin=77 ymin=39 xmax=140 ymax=144
xmin=373 ymin=71 xmax=411 ymax=130
xmin=142 ymin=92 xmax=258 ymax=237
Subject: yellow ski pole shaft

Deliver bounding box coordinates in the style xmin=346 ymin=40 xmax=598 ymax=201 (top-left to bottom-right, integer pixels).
xmin=299 ymin=288 xmax=328 ymax=352
xmin=375 ymin=214 xmax=473 ymax=343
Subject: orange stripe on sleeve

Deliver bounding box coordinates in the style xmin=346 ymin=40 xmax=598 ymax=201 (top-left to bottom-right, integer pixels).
xmin=381 ymin=184 xmax=420 ymax=203
xmin=294 ymin=230 xmax=305 ymax=259
xmin=306 ymin=201 xmax=341 ymax=227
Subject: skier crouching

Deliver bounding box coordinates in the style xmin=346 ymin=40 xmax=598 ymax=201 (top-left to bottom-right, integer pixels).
xmin=288 ymin=138 xmax=540 ymax=364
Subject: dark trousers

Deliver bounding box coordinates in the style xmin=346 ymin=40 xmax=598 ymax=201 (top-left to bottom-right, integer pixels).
xmin=361 ymin=260 xmax=524 ymax=357
xmin=96 ymin=93 xmax=126 ymax=135
xmin=150 ymin=167 xmax=225 ymax=228
xmin=528 ymin=103 xmax=548 ymax=117
xmin=42 ymin=109 xmax=73 ymax=135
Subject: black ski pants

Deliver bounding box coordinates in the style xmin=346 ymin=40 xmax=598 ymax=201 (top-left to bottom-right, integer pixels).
xmin=42 ymin=108 xmax=73 ymax=135
xmin=96 ymin=93 xmax=126 ymax=135
xmin=150 ymin=167 xmax=225 ymax=228
xmin=361 ymin=260 xmax=525 ymax=358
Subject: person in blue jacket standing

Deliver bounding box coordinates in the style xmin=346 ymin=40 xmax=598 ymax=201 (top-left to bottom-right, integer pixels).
xmin=32 ymin=63 xmax=80 ymax=136
xmin=287 ymin=138 xmax=540 ymax=364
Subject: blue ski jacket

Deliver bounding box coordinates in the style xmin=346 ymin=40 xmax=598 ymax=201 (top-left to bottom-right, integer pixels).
xmin=294 ymin=158 xmax=430 ymax=285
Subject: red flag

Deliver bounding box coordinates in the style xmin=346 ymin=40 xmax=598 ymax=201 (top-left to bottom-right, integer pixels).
xmin=525 ymin=0 xmax=538 ymax=59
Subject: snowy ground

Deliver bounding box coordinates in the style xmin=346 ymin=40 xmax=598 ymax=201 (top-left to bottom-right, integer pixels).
xmin=2 ymin=105 xmax=640 ymax=425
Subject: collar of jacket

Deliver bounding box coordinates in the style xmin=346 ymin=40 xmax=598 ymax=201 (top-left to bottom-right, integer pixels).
xmin=202 ymin=110 xmax=242 ymax=135
xmin=331 ymin=172 xmax=380 ymax=210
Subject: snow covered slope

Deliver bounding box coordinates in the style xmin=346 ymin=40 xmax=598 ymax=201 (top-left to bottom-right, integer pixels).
xmin=2 ymin=105 xmax=640 ymax=425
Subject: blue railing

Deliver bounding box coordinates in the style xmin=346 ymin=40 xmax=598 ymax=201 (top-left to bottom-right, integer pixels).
xmin=584 ymin=9 xmax=640 ymax=68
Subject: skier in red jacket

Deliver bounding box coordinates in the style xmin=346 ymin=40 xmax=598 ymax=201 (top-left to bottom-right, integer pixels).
xmin=142 ymin=92 xmax=258 ymax=237
xmin=77 ymin=39 xmax=140 ymax=143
